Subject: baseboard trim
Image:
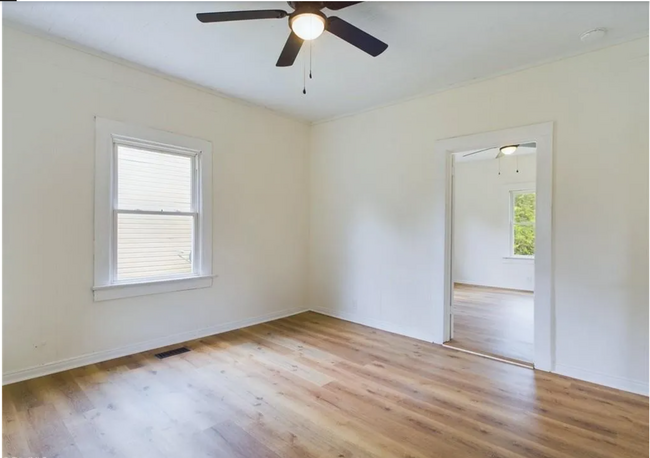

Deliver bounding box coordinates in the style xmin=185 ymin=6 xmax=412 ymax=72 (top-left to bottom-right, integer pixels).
xmin=312 ymin=307 xmax=435 ymax=343
xmin=2 ymin=308 xmax=308 ymax=386
xmin=554 ymin=363 xmax=649 ymax=397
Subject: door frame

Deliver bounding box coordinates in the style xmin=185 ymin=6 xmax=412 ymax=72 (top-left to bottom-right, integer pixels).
xmin=432 ymin=122 xmax=554 ymax=371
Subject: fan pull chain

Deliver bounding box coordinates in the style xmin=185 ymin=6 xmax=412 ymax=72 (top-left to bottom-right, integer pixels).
xmin=309 ymin=41 xmax=313 ymax=79
xmin=302 ymin=53 xmax=306 ymax=94
xmin=498 ymin=157 xmax=501 ymax=175
xmin=516 ymin=155 xmax=519 ymax=173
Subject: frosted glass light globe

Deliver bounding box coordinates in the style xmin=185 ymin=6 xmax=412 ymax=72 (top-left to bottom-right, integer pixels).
xmin=500 ymin=145 xmax=518 ymax=155
xmin=291 ymin=13 xmax=325 ymax=40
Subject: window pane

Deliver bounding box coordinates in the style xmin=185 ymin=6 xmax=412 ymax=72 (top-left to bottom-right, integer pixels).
xmin=514 ymin=192 xmax=535 ymax=223
xmin=514 ymin=224 xmax=535 ymax=256
xmin=117 ymin=146 xmax=192 ymax=212
xmin=116 ymin=213 xmax=193 ymax=281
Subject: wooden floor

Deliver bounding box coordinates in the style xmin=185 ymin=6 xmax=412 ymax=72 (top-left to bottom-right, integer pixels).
xmin=3 ymin=312 xmax=648 ymax=458
xmin=448 ymin=284 xmax=534 ymax=364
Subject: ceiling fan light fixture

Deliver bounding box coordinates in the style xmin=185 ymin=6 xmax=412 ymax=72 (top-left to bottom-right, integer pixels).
xmin=500 ymin=145 xmax=518 ymax=155
xmin=290 ymin=13 xmax=326 ymax=40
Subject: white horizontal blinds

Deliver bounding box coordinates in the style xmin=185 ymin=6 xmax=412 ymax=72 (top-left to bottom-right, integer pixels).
xmin=115 ymin=145 xmax=196 ymax=282
xmin=117 ymin=146 xmax=192 ymax=212
xmin=117 ymin=214 xmax=193 ymax=280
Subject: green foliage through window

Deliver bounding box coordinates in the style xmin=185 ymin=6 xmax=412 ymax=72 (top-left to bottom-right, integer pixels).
xmin=513 ymin=192 xmax=535 ymax=256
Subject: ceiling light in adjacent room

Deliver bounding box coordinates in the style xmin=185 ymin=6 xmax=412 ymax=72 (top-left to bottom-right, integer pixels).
xmin=290 ymin=13 xmax=326 ymax=40
xmin=500 ymin=145 xmax=518 ymax=155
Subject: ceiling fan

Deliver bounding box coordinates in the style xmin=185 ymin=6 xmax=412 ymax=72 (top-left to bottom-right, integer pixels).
xmin=196 ymin=2 xmax=388 ymax=67
xmin=462 ymin=142 xmax=537 ymax=159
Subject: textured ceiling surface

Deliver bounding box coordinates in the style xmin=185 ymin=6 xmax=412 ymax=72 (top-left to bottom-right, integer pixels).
xmin=4 ymin=2 xmax=648 ymax=122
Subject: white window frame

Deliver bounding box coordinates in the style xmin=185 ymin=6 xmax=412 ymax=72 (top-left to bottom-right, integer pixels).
xmin=509 ymin=188 xmax=536 ymax=260
xmin=93 ymin=118 xmax=213 ymax=301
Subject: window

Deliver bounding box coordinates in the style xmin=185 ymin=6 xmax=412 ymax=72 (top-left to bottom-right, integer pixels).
xmin=510 ymin=190 xmax=535 ymax=258
xmin=94 ymin=118 xmax=212 ymax=301
xmin=116 ymin=146 xmax=195 ymax=281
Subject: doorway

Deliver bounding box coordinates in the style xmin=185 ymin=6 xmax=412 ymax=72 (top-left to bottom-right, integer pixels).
xmin=432 ymin=122 xmax=554 ymax=372
xmin=446 ymin=145 xmax=536 ymax=366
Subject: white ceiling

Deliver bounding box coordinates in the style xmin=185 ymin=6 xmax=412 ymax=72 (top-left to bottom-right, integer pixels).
xmin=4 ymin=2 xmax=648 ymax=122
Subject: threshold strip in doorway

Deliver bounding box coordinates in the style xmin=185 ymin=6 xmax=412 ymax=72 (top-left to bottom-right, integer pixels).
xmin=442 ymin=343 xmax=534 ymax=369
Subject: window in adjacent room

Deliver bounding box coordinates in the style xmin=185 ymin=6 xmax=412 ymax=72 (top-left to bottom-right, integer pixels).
xmin=510 ymin=190 xmax=535 ymax=258
xmin=94 ymin=118 xmax=213 ymax=301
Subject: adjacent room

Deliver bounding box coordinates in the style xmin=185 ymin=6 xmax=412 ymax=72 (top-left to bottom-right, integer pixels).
xmin=447 ymin=145 xmax=536 ymax=365
xmin=2 ymin=2 xmax=649 ymax=458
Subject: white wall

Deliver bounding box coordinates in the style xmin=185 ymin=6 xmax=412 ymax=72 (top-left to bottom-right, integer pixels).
xmin=453 ymin=154 xmax=536 ymax=291
xmin=309 ymin=38 xmax=649 ymax=394
xmin=3 ymin=26 xmax=310 ymax=377
xmin=4 ymin=25 xmax=648 ymax=396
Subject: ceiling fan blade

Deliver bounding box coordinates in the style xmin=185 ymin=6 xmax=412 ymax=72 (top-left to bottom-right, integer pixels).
xmin=276 ymin=32 xmax=304 ymax=67
xmin=197 ymin=10 xmax=288 ymax=23
xmin=496 ymin=151 xmax=504 ymax=159
xmin=462 ymin=147 xmax=493 ymax=158
xmin=326 ymin=16 xmax=388 ymax=57
xmin=323 ymin=2 xmax=363 ymax=10
xmin=519 ymin=142 xmax=536 ymax=148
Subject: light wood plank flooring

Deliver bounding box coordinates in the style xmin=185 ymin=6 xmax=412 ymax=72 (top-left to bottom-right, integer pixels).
xmin=3 ymin=312 xmax=648 ymax=458
xmin=448 ymin=283 xmax=534 ymax=364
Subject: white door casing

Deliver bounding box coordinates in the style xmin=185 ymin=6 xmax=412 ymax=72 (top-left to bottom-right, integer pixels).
xmin=432 ymin=122 xmax=554 ymax=372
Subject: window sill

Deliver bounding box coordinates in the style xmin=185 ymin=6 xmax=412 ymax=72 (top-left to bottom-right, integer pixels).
xmin=93 ymin=275 xmax=215 ymax=302
xmin=503 ymin=256 xmax=535 ymax=262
